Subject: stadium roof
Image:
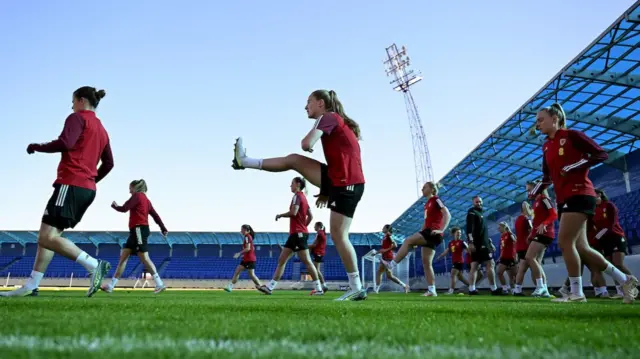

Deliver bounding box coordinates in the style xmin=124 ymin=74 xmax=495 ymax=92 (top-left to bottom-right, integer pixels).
xmin=390 ymin=1 xmax=640 ymax=240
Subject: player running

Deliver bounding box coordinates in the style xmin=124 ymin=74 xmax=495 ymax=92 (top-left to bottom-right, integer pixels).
xmin=594 ymin=188 xmax=632 ymax=299
xmin=101 ymin=179 xmax=168 ymax=294
xmin=308 ymin=222 xmax=328 ymax=292
xmin=496 ymin=222 xmax=517 ymax=295
xmin=1 ymin=87 xmax=113 ymax=298
xmin=436 ymin=227 xmax=470 ymax=295
xmin=258 ymin=177 xmax=325 ymax=296
xmin=225 ymin=224 xmax=263 ymax=292
xmin=232 ymin=90 xmax=367 ymax=301
xmin=373 ymin=225 xmax=409 ymax=294
xmin=513 ymin=201 xmax=536 ymax=295
xmin=382 ymin=182 xmax=450 ymax=297
xmin=524 ymin=181 xmax=556 ymax=298
xmin=466 ymin=196 xmax=500 ymax=295
xmin=530 ymin=102 xmax=637 ymax=303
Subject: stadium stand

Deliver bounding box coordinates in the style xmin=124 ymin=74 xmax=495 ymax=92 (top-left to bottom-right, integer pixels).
xmin=0 ymin=3 xmax=638 ymax=287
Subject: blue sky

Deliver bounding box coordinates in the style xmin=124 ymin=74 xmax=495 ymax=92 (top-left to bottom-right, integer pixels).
xmin=0 ymin=0 xmax=634 ymax=233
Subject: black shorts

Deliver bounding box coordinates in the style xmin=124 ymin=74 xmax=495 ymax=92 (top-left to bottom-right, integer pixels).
xmin=531 ymin=235 xmax=553 ymax=247
xmin=284 ymin=233 xmax=309 ymax=252
xmin=452 ymin=262 xmax=464 ymax=271
xmin=557 ymin=195 xmax=596 ymax=219
xmin=602 ymin=235 xmax=628 ymax=257
xmin=312 ymin=253 xmax=324 ymax=263
xmin=320 ymin=164 xmax=364 ymax=219
xmin=418 ymin=229 xmax=444 ymax=249
xmin=241 ymin=261 xmax=256 ymax=270
xmin=499 ymin=258 xmax=516 ymax=268
xmin=471 ymin=247 xmax=492 ymax=263
xmin=516 ymin=250 xmax=528 ymax=261
xmin=42 ymin=184 xmax=96 ymax=231
xmin=125 ymin=225 xmax=150 ymax=254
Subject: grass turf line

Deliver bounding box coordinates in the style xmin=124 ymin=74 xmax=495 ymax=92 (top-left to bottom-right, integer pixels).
xmin=0 ymin=291 xmax=637 ymax=359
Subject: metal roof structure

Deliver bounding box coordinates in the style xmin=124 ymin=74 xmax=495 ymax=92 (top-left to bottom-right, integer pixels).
xmin=390 ymin=1 xmax=640 ymax=240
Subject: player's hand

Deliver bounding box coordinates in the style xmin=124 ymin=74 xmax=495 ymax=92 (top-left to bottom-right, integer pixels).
xmin=275 ymin=214 xmax=281 ymax=221
xmin=111 ymin=201 xmax=118 ymax=207
xmin=233 ymin=253 xmax=240 ymax=259
xmin=162 ymin=230 xmax=168 ymax=237
xmin=26 ymin=143 xmax=38 ymax=154
xmin=431 ymin=229 xmax=443 ymax=235
xmin=468 ymin=243 xmax=476 ymax=252
xmin=303 ymin=147 xmax=314 ymax=153
xmin=314 ymin=194 xmax=328 ymax=208
xmin=537 ymin=225 xmax=547 ymax=235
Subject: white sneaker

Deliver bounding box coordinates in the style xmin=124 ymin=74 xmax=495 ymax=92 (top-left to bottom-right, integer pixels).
xmin=444 ymin=289 xmax=454 ymax=295
xmin=531 ymin=288 xmax=543 ymax=297
xmin=551 ymin=294 xmax=587 ymax=303
xmin=232 ymin=137 xmax=246 ymax=169
xmin=610 ymin=293 xmax=623 ymax=299
xmin=422 ymin=290 xmax=437 ymax=297
xmin=599 ymin=291 xmax=610 ymax=298
xmin=0 ymin=286 xmax=37 ymax=297
xmin=558 ymin=286 xmax=570 ymax=298
xmin=100 ymin=284 xmax=113 ymax=293
xmin=154 ymin=285 xmax=167 ymax=294
xmin=335 ymin=288 xmax=367 ymax=301
xmin=622 ymin=275 xmax=638 ymax=304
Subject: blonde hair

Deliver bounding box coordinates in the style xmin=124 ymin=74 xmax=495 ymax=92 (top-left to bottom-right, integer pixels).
xmin=499 ymin=221 xmax=510 ymax=232
xmin=540 ymin=103 xmax=567 ymax=129
xmin=521 ymin=201 xmax=533 ymax=216
xmin=130 ymin=179 xmax=147 ymax=193
xmin=426 ymin=181 xmax=439 ymax=195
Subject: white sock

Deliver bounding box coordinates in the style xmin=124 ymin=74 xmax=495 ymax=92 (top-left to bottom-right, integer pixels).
xmin=25 ymin=270 xmax=44 ymax=289
xmin=536 ymin=278 xmax=544 ymax=290
xmin=398 ymin=280 xmax=407 ymax=288
xmin=153 ymin=273 xmax=164 ymax=287
xmin=243 ymin=157 xmax=263 ymax=170
xmin=569 ymin=276 xmax=584 ymax=297
xmin=75 ymin=251 xmax=99 ymax=272
xmin=347 ymin=272 xmax=362 ymax=291
xmin=427 ymin=285 xmax=436 ymax=293
xmin=315 ymin=280 xmax=323 ymax=292
xmin=111 ymin=278 xmax=119 ymax=288
xmin=598 ymin=286 xmax=607 ymax=294
xmin=490 ymin=283 xmax=497 ymax=291
xmin=514 ymin=284 xmax=522 ymax=293
xmin=469 ymin=284 xmax=476 ymax=291
xmin=616 ymin=285 xmax=623 ymax=295
xmin=604 ymin=264 xmax=628 ymax=284
xmin=594 ymin=287 xmax=602 ymax=295
xmin=268 ymin=279 xmax=278 ymax=290
xmin=448 ymin=288 xmax=454 ymax=293
xmin=502 ymin=285 xmax=509 ymax=291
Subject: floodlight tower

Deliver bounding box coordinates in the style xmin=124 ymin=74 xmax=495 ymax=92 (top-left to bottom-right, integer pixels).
xmin=384 ymin=44 xmax=434 ymax=196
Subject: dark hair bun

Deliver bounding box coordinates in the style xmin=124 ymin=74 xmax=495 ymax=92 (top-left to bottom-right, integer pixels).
xmin=95 ymin=89 xmax=106 ymax=100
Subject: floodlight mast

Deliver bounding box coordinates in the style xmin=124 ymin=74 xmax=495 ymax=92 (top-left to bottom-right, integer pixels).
xmin=384 ymin=43 xmax=434 ymax=196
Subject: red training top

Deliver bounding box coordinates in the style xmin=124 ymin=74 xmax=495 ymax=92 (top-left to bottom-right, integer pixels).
xmin=314 ymin=112 xmax=365 ymax=186
xmin=448 ymin=239 xmax=465 ymax=264
xmin=242 ymin=234 xmax=256 ymax=262
xmin=313 ymin=229 xmax=327 ymax=256
xmin=500 ymin=232 xmax=516 ymax=260
xmin=381 ymin=234 xmax=395 ymax=261
xmin=424 ymin=196 xmax=445 ymax=231
xmin=593 ymin=200 xmax=625 ymax=240
xmin=289 ymin=192 xmax=310 ymax=234
xmin=111 ymin=192 xmax=167 ymax=232
xmin=531 ymin=129 xmax=607 ymax=204
xmin=34 ymin=111 xmax=114 ymax=191
xmin=514 ymin=214 xmax=532 ymax=252
xmin=530 ymin=194 xmax=557 ymax=241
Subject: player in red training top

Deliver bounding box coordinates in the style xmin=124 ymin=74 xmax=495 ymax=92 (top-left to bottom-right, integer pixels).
xmin=436 ymin=227 xmax=470 ymax=295
xmin=101 ymin=179 xmax=168 ymax=294
xmin=308 ymin=222 xmax=328 ymax=292
xmin=530 ymin=103 xmax=637 ymax=303
xmin=594 ymin=189 xmax=632 ymax=299
xmin=1 ymin=87 xmax=114 ymax=298
xmin=525 ymin=181 xmax=557 ymax=298
xmin=258 ymin=177 xmax=325 ymax=296
xmin=224 ymin=224 xmax=264 ymax=292
xmin=496 ymin=222 xmax=517 ymax=295
xmin=373 ymin=225 xmax=409 ymax=293
xmin=512 ymin=201 xmax=537 ymax=296
xmin=382 ymin=182 xmax=450 ymax=297
xmin=232 ymin=90 xmax=367 ymax=301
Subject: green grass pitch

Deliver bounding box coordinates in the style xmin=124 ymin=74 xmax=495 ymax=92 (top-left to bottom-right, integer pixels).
xmin=0 ymin=289 xmax=637 ymax=358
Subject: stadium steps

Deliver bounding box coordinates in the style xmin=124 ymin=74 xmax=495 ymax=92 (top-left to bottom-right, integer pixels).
xmin=128 ymin=262 xmax=144 ymax=278
xmin=0 ymin=256 xmax=21 ymax=273
xmin=156 ymin=257 xmax=171 ymax=276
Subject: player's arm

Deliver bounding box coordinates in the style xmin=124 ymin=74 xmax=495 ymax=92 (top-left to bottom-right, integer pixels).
xmin=530 ymin=158 xmax=552 ymax=197
xmin=378 ymin=239 xmax=397 ymax=254
xmin=302 ymin=114 xmax=338 ymax=152
xmin=148 ymin=202 xmax=168 ymax=235
xmin=276 ymin=195 xmax=300 ymax=219
xmin=95 ymin=141 xmax=114 ymax=183
xmin=466 ymin=210 xmax=476 ymax=245
xmin=564 ymin=131 xmax=609 ymax=172
xmin=436 ymin=247 xmax=450 ymax=260
xmin=306 ymin=207 xmax=314 ymax=226
xmin=596 ymin=202 xmax=618 ymax=240
xmin=28 ymin=114 xmax=84 ymax=154
xmin=111 ymin=194 xmax=139 ymax=213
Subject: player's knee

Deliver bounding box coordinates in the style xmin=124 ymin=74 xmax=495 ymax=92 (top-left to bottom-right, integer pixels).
xmin=284 ymin=153 xmax=303 ymax=165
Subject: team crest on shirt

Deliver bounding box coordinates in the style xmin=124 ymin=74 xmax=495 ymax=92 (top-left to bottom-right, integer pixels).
xmin=560 ymin=139 xmax=566 ymax=146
